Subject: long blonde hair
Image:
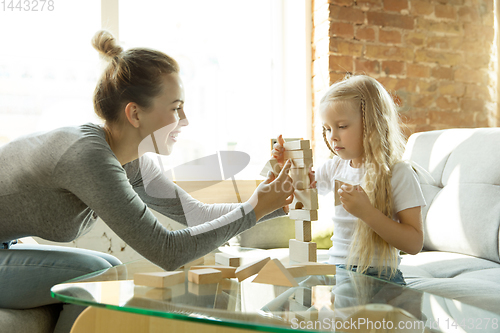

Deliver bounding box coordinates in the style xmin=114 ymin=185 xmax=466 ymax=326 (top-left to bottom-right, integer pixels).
xmin=321 ymin=75 xmax=406 ymax=277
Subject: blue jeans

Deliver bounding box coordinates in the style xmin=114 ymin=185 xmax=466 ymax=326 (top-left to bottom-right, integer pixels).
xmin=336 ymin=264 xmax=406 ymax=286
xmin=0 ymin=243 xmax=122 ymax=333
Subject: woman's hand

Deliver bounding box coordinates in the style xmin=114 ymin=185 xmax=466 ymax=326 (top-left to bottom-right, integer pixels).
xmin=247 ymin=159 xmax=295 ymax=221
xmin=338 ymin=184 xmax=374 ymax=220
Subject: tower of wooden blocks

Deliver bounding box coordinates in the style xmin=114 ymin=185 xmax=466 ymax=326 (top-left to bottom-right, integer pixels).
xmin=285 ymin=140 xmax=318 ymax=263
xmin=261 ymin=139 xmax=318 ymax=264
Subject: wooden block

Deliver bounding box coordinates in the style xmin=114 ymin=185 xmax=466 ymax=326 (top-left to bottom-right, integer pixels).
xmin=289 ymin=239 xmax=317 ymax=263
xmin=188 ymin=282 xmax=220 ymax=296
xmin=284 ymin=149 xmax=312 ymax=160
xmin=286 ymin=265 xmax=308 ymax=278
xmin=190 ymin=265 xmax=236 ymax=279
xmin=133 ymin=271 xmax=185 ymax=288
xmin=133 ymin=284 xmax=185 ymax=300
xmin=259 ymin=158 xmax=281 ymax=178
xmin=290 ymin=158 xmax=313 ymax=169
xmin=292 ymin=189 xmax=318 ymax=210
xmin=234 ymin=257 xmax=271 ymax=282
xmin=218 ymin=278 xmax=238 ymax=292
xmin=203 ymin=252 xmax=216 ymax=265
xmin=283 ymin=140 xmax=310 ymax=151
xmin=295 ymin=287 xmax=312 ymax=307
xmin=175 ymin=179 xmax=260 ymax=204
xmin=289 ymin=209 xmax=318 ymax=221
xmin=271 ymin=137 xmax=301 ymax=150
xmin=290 ymin=168 xmax=309 ymax=190
xmin=252 ymin=259 xmax=299 ymax=287
xmin=215 ymin=253 xmax=241 ymax=267
xmin=188 ymin=268 xmax=223 ymax=285
xmin=295 ymin=220 xmax=312 ymax=242
xmin=334 ymin=178 xmax=360 ymax=206
xmin=304 ymin=263 xmax=336 ymax=275
xmin=289 ymin=262 xmax=336 ymax=276
xmin=312 ymin=285 xmax=334 ymax=309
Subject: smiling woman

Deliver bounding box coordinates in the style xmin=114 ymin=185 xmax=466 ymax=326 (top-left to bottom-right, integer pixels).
xmin=135 ymin=74 xmax=188 ymax=158
xmin=91 ymin=30 xmax=187 ymax=164
xmin=0 ymin=30 xmax=295 ymax=333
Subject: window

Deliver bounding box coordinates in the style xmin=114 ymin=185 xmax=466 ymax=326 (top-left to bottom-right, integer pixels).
xmin=0 ymin=1 xmax=101 ymax=144
xmin=119 ymin=0 xmax=310 ymax=179
xmin=0 ymin=0 xmax=310 ymax=181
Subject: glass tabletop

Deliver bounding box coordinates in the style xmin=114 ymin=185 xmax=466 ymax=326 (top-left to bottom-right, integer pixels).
xmin=51 ymin=252 xmax=500 ymax=333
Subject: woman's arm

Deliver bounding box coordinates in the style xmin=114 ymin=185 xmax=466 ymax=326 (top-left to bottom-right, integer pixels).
xmin=55 ymin=138 xmax=292 ymax=271
xmin=126 ymin=156 xmax=287 ymax=226
xmin=53 ymin=141 xmax=257 ymax=271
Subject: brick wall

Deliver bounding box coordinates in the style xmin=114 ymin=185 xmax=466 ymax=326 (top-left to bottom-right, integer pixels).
xmin=312 ymin=0 xmax=498 ymax=156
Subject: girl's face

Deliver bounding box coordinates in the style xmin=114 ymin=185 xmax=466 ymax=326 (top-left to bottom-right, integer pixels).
xmin=320 ymin=100 xmax=364 ymax=168
xmin=138 ymin=73 xmax=189 ymax=156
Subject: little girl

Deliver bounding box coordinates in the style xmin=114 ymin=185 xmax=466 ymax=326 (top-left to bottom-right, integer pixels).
xmin=273 ymin=75 xmax=426 ymax=285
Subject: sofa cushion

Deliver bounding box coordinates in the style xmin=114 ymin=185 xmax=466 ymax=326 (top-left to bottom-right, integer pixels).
xmin=440 ymin=129 xmax=500 ymax=186
xmin=423 ymin=183 xmax=500 ymax=262
xmin=403 ymin=128 xmax=500 ymax=263
xmin=0 ymin=304 xmax=59 ymax=333
xmin=400 ymin=251 xmax=500 ymax=315
xmin=228 ymin=216 xmax=295 ymax=249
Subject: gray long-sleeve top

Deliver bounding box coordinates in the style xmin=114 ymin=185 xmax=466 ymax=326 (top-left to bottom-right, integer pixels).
xmin=0 ymin=123 xmax=284 ymax=270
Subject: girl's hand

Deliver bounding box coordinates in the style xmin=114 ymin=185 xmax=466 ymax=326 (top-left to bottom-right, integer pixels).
xmin=309 ymin=167 xmax=316 ymax=189
xmin=271 ymin=134 xmax=316 ymax=190
xmin=271 ymin=134 xmax=285 ymax=166
xmin=338 ymin=184 xmax=373 ymax=220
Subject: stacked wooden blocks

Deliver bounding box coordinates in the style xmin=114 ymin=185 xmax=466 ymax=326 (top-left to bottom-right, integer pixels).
xmin=260 ymin=139 xmax=318 ymax=263
xmin=283 ymin=140 xmax=318 ymax=264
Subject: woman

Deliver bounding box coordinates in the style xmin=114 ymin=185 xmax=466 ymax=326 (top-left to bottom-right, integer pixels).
xmin=0 ymin=30 xmax=294 ymax=332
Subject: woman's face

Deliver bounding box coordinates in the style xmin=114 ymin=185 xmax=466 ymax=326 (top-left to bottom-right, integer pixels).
xmin=138 ymin=73 xmax=189 ymax=156
xmin=320 ymin=100 xmax=364 ymax=167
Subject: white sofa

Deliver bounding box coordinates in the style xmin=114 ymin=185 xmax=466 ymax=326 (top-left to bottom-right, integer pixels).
xmin=399 ymin=128 xmax=500 ymax=316
xmin=227 ymin=127 xmax=500 ymax=321
xmin=237 ymin=128 xmax=500 ymax=320
xmin=224 ymin=128 xmax=500 ymax=322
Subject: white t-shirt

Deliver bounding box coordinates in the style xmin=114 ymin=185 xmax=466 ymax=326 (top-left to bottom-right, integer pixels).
xmin=315 ymin=156 xmax=426 ymax=267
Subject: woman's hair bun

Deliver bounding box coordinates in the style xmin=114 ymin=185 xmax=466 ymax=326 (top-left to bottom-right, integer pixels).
xmin=92 ymin=30 xmax=123 ymax=59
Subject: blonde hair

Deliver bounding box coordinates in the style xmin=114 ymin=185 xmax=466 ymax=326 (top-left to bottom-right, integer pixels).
xmin=321 ymin=75 xmax=406 ymax=277
xmin=91 ymin=30 xmax=180 ymax=123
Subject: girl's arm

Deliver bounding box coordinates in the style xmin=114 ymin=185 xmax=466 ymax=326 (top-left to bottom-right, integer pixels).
xmin=338 ymin=184 xmax=424 ymax=255
xmin=339 ymin=161 xmax=426 ymax=254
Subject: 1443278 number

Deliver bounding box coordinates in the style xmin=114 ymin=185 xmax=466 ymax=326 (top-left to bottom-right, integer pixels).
xmin=1 ymin=0 xmax=54 ymax=11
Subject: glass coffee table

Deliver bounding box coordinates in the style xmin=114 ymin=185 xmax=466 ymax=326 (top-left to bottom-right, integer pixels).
xmin=51 ymin=251 xmax=500 ymax=333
